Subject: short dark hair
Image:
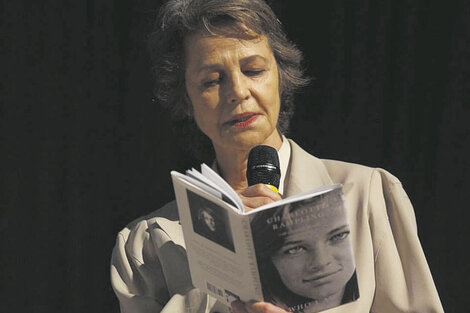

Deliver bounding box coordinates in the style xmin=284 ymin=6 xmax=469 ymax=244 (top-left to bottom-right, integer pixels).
xmin=148 ymin=0 xmax=309 ymax=158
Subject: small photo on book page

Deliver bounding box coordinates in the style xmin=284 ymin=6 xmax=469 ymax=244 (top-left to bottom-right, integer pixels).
xmin=249 ymin=187 xmax=359 ymax=313
xmin=187 ymin=189 xmax=235 ymax=252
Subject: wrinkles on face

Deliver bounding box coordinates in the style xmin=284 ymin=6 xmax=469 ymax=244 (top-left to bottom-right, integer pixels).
xmin=184 ymin=30 xmax=282 ymax=153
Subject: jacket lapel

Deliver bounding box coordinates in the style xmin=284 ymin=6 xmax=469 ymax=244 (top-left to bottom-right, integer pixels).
xmin=284 ymin=139 xmax=334 ymax=197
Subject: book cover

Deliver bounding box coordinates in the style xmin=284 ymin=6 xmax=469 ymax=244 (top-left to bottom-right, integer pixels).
xmin=171 ymin=166 xmax=359 ymax=312
xmin=249 ymin=186 xmax=359 ymax=312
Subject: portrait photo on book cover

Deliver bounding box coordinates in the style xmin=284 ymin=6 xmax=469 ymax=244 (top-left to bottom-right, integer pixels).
xmin=250 ymin=188 xmax=359 ymax=313
xmin=187 ymin=189 xmax=235 ymax=252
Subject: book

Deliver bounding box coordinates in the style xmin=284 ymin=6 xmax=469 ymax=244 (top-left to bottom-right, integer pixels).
xmin=171 ymin=164 xmax=359 ymax=313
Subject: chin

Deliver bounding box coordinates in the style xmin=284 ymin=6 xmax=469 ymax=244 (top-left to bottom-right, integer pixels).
xmin=224 ymin=133 xmax=268 ymax=150
xmin=234 ymin=127 xmax=279 ymax=147
xmin=304 ymin=285 xmax=344 ymax=301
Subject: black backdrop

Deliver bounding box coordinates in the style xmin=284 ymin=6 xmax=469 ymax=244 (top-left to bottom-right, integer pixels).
xmin=1 ymin=1 xmax=468 ymax=312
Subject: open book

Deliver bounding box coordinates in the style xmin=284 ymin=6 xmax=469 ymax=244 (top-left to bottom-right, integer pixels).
xmin=171 ymin=164 xmax=359 ymax=313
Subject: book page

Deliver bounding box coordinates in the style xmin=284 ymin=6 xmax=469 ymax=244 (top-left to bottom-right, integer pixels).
xmin=186 ymin=167 xmax=239 ymax=209
xmin=200 ymin=163 xmax=244 ymax=211
xmin=172 ymin=170 xmax=224 ymax=202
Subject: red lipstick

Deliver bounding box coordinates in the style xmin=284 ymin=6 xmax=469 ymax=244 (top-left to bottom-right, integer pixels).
xmin=227 ymin=113 xmax=259 ymax=128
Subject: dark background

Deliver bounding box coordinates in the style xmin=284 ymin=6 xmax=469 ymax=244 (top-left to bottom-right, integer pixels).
xmin=1 ymin=0 xmax=468 ymax=312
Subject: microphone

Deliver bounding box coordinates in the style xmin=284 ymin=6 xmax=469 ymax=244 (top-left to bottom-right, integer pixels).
xmin=246 ymin=145 xmax=281 ymax=194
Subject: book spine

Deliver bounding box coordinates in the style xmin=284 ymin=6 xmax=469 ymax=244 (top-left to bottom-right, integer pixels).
xmin=241 ymin=215 xmax=263 ymax=299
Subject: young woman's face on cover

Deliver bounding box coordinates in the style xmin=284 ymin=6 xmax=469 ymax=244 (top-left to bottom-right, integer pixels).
xmin=271 ymin=205 xmax=355 ymax=300
xmin=184 ymin=29 xmax=282 ymax=152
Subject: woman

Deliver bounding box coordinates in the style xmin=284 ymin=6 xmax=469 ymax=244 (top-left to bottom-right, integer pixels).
xmin=110 ymin=0 xmax=444 ymax=312
xmin=250 ymin=187 xmax=359 ymax=312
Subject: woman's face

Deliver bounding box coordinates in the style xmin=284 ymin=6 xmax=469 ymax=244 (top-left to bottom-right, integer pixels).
xmin=184 ymin=30 xmax=282 ymax=152
xmin=271 ymin=206 xmax=355 ymax=301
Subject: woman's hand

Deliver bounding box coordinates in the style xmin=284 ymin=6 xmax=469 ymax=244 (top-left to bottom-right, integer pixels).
xmin=231 ymin=300 xmax=289 ymax=313
xmin=236 ymin=184 xmax=282 ymax=212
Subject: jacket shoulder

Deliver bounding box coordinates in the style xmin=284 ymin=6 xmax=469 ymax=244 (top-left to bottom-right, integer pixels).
xmin=116 ymin=200 xmax=179 ymax=243
xmin=321 ymin=159 xmax=400 ymax=184
xmin=321 ymin=158 xmax=375 ymax=184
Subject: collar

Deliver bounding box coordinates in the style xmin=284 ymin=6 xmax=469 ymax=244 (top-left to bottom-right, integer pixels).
xmin=284 ymin=139 xmax=333 ymax=197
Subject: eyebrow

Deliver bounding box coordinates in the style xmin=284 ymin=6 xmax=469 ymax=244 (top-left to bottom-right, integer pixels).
xmin=327 ymin=225 xmax=350 ymax=236
xmin=240 ymin=55 xmax=269 ymax=66
xmin=281 ymin=240 xmax=303 ymax=247
xmin=281 ymin=224 xmax=350 ymax=245
xmin=197 ymin=64 xmax=221 ymax=74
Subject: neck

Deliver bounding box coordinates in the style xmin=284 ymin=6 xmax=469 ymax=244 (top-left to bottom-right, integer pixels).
xmin=213 ymin=132 xmax=282 ymax=191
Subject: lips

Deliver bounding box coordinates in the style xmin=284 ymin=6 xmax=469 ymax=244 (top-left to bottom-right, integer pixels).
xmin=225 ymin=112 xmax=260 ymax=128
xmin=303 ymin=269 xmax=340 ymax=283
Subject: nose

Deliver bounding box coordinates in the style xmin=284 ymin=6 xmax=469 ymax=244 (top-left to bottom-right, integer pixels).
xmin=225 ymin=72 xmax=250 ymax=104
xmin=305 ymin=245 xmax=333 ymax=272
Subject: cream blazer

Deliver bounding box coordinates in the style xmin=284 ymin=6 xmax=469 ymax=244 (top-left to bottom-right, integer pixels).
xmin=110 ymin=139 xmax=444 ymax=313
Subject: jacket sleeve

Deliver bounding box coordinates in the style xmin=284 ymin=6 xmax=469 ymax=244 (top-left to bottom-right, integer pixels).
xmin=110 ymin=220 xmax=169 ymax=313
xmin=368 ymin=169 xmax=444 ymax=313
xmin=110 ymin=218 xmax=215 ymax=313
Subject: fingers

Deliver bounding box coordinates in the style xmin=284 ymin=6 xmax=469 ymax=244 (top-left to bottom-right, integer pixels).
xmin=240 ymin=184 xmax=281 ymax=199
xmin=248 ymin=301 xmax=289 ymax=313
xmin=231 ymin=300 xmax=248 ymax=313
xmin=231 ymin=300 xmax=289 ymax=313
xmin=236 ymin=184 xmax=282 ymax=211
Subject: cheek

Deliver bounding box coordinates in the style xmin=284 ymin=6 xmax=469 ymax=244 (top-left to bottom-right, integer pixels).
xmin=337 ymin=250 xmax=354 ymax=268
xmin=265 ymin=90 xmax=280 ymax=111
xmin=191 ymin=103 xmax=208 ymax=127
xmin=332 ymin=247 xmax=355 ymax=278
xmin=333 ymin=240 xmax=354 ymax=263
xmin=191 ymin=95 xmax=210 ymax=118
xmin=265 ymin=89 xmax=281 ymax=124
xmin=267 ymin=70 xmax=281 ymax=110
xmin=273 ymin=256 xmax=305 ymax=281
xmin=191 ymin=99 xmax=219 ymax=134
xmin=187 ymin=81 xmax=219 ymax=118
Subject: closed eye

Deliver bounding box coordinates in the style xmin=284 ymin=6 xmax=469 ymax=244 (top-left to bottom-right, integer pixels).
xmin=243 ymin=69 xmax=265 ymax=77
xmin=203 ymin=78 xmax=221 ymax=88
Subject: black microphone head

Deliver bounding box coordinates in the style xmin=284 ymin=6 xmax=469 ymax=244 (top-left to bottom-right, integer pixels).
xmin=247 ymin=145 xmax=280 ymax=189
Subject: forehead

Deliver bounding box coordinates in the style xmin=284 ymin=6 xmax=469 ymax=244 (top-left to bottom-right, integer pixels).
xmin=284 ymin=205 xmax=348 ymax=237
xmin=183 ymin=31 xmax=274 ymax=69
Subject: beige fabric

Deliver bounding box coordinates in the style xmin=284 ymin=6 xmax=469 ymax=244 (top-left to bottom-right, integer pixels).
xmin=277 ymin=135 xmax=291 ymax=196
xmin=110 ymin=139 xmax=444 ymax=313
